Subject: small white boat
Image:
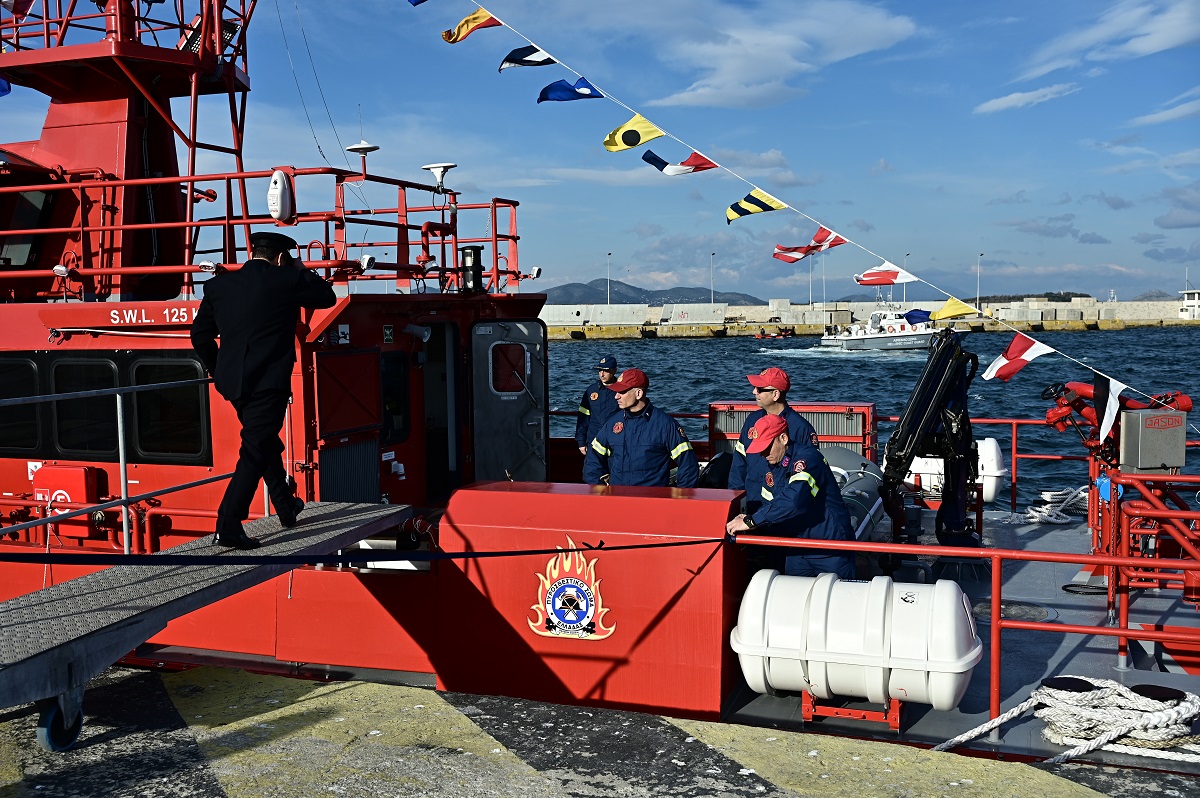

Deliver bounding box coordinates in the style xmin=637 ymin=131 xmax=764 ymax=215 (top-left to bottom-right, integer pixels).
xmin=819 ymin=307 xmax=938 ymax=350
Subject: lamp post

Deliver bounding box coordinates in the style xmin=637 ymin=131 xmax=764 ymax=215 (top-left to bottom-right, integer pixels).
xmin=710 ymin=252 xmax=715 ymax=303
xmin=976 ymin=253 xmax=983 ymax=311
xmin=607 ymin=252 xmax=612 ymax=305
xmin=903 ymin=253 xmax=910 ymax=304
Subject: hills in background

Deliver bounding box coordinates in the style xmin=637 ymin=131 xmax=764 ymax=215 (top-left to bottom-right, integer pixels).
xmin=541 ymin=280 xmax=1180 ymax=305
xmin=543 ymin=279 xmax=765 ymax=306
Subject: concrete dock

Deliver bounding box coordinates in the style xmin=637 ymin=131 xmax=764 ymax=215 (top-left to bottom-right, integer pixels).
xmin=1 ymin=665 xmax=1190 ymax=797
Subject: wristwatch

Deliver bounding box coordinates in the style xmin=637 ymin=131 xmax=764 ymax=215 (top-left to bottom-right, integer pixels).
xmin=743 ymin=515 xmax=756 ymax=529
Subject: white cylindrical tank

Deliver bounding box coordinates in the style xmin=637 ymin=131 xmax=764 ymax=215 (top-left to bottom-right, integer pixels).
xmin=730 ymin=570 xmax=983 ymax=711
xmin=975 ymin=437 xmax=1008 ymax=503
xmin=905 ymin=437 xmax=1009 ymax=503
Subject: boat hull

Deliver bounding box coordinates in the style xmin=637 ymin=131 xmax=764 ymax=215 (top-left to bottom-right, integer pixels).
xmin=819 ymin=330 xmax=938 ymax=350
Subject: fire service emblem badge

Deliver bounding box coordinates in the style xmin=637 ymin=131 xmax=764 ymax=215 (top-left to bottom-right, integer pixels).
xmin=528 ymin=536 xmax=615 ymax=640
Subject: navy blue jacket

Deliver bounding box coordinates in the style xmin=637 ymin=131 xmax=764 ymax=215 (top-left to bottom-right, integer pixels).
xmin=574 ymin=379 xmax=621 ymax=449
xmin=191 ymin=259 xmax=336 ymax=401
xmin=729 ymin=406 xmax=819 ymax=511
xmin=584 ymin=402 xmax=699 ymax=488
xmin=747 ymin=438 xmax=853 ymax=558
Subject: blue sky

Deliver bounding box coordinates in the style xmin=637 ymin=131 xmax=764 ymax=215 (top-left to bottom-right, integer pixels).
xmin=5 ymin=0 xmax=1199 ymax=303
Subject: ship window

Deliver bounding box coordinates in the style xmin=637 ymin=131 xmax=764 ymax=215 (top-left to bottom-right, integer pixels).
xmin=490 ymin=343 xmax=527 ymax=394
xmin=0 ymin=359 xmax=39 ymax=450
xmin=132 ymin=360 xmax=207 ymax=456
xmin=0 ymin=190 xmax=50 ymax=268
xmin=380 ymin=352 xmax=410 ymax=445
xmin=53 ymin=360 xmax=118 ymax=455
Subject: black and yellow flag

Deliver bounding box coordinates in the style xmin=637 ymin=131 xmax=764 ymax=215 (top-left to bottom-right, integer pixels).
xmin=603 ymin=114 xmax=664 ymax=152
xmin=726 ymin=189 xmax=786 ymax=224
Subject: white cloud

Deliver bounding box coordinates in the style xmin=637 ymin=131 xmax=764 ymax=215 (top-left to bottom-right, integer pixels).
xmin=974 ymin=84 xmax=1080 ymax=114
xmin=642 ymin=1 xmax=917 ymax=108
xmin=1020 ymin=0 xmax=1200 ymax=80
xmin=1130 ymin=98 xmax=1200 ymax=126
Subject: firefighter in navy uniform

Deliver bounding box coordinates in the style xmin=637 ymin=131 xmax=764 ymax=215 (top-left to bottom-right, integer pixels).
xmin=725 ymin=414 xmax=856 ymax=579
xmin=574 ymin=354 xmax=620 ymax=455
xmin=727 ymin=367 xmax=820 ymax=515
xmin=583 ymin=368 xmax=699 ymax=488
xmin=191 ymin=231 xmax=337 ymax=549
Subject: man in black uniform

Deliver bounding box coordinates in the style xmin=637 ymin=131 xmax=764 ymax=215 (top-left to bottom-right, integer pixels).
xmin=191 ymin=231 xmax=337 ymax=548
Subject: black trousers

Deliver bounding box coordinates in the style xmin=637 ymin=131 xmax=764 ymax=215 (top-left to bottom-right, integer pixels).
xmin=216 ymin=389 xmax=293 ymax=533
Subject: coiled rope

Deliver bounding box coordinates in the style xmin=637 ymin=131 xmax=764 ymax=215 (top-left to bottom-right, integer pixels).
xmin=1024 ymin=485 xmax=1089 ymax=525
xmin=933 ymin=676 xmax=1200 ymax=764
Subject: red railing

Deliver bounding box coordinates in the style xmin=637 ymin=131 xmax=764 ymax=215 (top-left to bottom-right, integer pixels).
xmin=733 ymin=532 xmax=1200 ymax=724
xmin=0 ymin=167 xmax=528 ymax=295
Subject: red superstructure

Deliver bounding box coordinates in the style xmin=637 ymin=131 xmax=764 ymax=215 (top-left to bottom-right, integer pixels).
xmin=0 ymin=1 xmax=558 ymax=673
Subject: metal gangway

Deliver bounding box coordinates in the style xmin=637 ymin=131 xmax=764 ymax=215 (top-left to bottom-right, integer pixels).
xmin=0 ymin=380 xmax=411 ymax=751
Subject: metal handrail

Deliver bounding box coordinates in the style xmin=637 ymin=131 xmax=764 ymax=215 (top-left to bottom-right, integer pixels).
xmin=3 ymin=377 xmax=216 ymax=553
xmin=0 ymin=376 xmax=209 ymax=408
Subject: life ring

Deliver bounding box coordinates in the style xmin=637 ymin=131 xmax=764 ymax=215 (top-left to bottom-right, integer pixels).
xmin=887 ymin=325 xmax=895 ymax=333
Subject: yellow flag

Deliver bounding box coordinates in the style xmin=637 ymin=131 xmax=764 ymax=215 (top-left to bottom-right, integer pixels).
xmin=603 ymin=114 xmax=664 ymax=152
xmin=930 ymin=297 xmax=977 ymax=320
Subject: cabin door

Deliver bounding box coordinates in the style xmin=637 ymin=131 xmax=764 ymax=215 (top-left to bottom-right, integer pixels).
xmin=470 ymin=321 xmax=548 ymax=482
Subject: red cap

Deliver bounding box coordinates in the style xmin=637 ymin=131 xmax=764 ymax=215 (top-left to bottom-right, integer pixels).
xmin=747 ymin=367 xmax=790 ymax=393
xmin=746 ymin=414 xmax=788 ymax=454
xmin=607 ymin=368 xmax=649 ymax=392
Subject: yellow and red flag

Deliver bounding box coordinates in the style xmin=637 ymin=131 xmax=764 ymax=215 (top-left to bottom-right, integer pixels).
xmin=442 ymin=8 xmax=502 ymax=44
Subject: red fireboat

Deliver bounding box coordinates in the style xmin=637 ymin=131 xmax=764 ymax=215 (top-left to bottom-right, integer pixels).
xmin=2 ymin=2 xmax=1199 ymax=779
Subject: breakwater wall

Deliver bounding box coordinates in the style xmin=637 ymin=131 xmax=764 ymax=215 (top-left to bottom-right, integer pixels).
xmin=541 ymin=298 xmax=1200 ymax=340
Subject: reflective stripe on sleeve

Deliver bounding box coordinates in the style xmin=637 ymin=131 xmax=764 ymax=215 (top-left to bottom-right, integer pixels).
xmin=734 ymin=441 xmax=746 ymax=456
xmin=761 ymin=486 xmax=774 ymax=502
xmin=591 ymin=439 xmax=611 ymax=456
xmin=578 ymin=406 xmax=590 ymax=415
xmin=788 ymin=470 xmax=819 ymax=496
xmin=670 ymin=441 xmax=693 ymax=460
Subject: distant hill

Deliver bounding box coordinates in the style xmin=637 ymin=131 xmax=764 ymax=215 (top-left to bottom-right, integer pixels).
xmin=543 ymin=278 xmax=765 ymax=306
xmin=1131 ymin=289 xmax=1174 ymax=301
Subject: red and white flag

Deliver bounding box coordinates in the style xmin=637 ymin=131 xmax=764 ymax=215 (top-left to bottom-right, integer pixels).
xmin=1 ymin=0 xmax=35 ymax=20
xmin=854 ymin=261 xmax=917 ymax=286
xmin=982 ymin=333 xmax=1055 ymax=381
xmin=772 ymin=226 xmax=847 ymax=263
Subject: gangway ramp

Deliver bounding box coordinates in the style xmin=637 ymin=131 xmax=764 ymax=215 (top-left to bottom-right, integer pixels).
xmin=0 ymin=502 xmax=410 ymax=751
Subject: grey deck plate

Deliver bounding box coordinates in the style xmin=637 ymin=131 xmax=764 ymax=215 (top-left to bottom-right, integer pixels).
xmin=0 ymin=502 xmax=410 ymax=710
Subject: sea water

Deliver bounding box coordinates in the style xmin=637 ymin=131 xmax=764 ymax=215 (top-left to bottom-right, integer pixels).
xmin=548 ymin=327 xmax=1200 ymax=506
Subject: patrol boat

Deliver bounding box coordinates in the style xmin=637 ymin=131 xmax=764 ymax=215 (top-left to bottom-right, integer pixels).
xmin=1 ymin=2 xmax=1199 ymax=781
xmin=819 ymin=307 xmax=939 ymax=350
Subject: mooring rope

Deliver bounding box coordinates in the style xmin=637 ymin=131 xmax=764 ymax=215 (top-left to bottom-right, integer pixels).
xmin=933 ymin=676 xmax=1200 ymax=764
xmin=1023 ymin=485 xmax=1089 ymax=525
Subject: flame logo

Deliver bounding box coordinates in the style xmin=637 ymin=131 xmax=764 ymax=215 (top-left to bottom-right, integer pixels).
xmin=527 ymin=535 xmax=616 ymax=640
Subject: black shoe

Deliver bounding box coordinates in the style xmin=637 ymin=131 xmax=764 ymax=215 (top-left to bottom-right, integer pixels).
xmin=277 ymin=497 xmax=305 ymax=528
xmin=214 ymin=529 xmax=261 ymax=549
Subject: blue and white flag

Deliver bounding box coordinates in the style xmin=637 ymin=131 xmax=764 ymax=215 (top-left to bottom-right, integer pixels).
xmin=499 ymin=45 xmax=555 ymax=72
xmin=0 ymin=77 xmax=10 ymax=98
xmin=537 ymin=77 xmax=603 ymax=103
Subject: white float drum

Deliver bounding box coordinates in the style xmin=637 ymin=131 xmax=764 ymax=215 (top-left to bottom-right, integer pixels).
xmin=730 ymin=570 xmax=983 ymax=711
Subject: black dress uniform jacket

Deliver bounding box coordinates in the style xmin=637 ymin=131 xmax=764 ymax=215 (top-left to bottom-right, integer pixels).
xmin=191 ymin=259 xmax=337 ymax=401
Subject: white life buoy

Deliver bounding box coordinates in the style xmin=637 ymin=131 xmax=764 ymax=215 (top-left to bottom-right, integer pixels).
xmin=887 ymin=325 xmax=895 ymax=333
